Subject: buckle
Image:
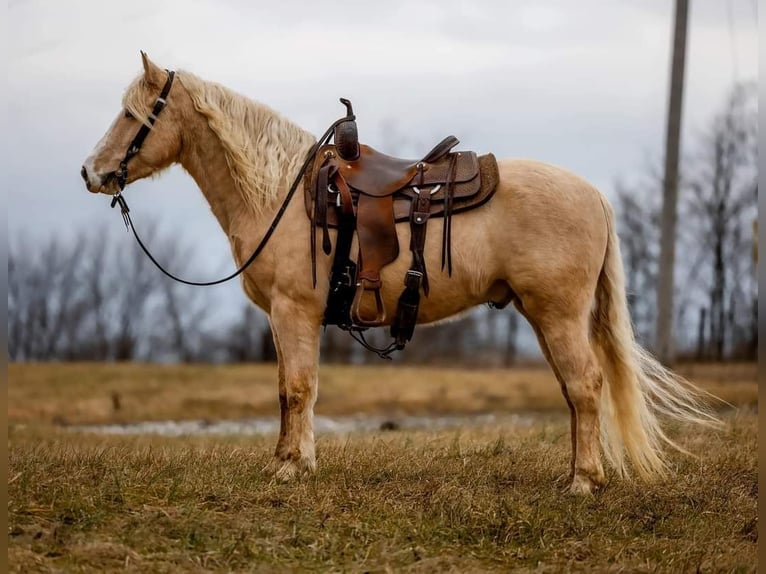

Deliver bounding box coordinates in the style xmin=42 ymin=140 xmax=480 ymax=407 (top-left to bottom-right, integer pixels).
xmin=327 ymin=183 xmax=343 ymax=207
xmin=413 ymin=184 xmax=441 ymax=196
xmin=404 ymin=270 xmax=423 ymax=290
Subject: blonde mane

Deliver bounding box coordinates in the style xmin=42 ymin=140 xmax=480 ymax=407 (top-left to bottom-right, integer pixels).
xmin=123 ymin=71 xmax=316 ymax=213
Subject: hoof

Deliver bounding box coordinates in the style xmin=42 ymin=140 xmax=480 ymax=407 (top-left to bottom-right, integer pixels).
xmin=567 ymin=472 xmax=604 ymax=496
xmin=276 ymin=460 xmax=301 ymax=482
xmin=271 ymin=457 xmax=316 ymax=482
xmin=262 ymin=457 xmax=281 ymax=475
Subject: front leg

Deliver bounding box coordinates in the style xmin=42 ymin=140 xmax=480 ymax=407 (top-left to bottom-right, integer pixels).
xmin=267 ymin=298 xmax=322 ymax=481
xmin=262 ymin=323 xmax=289 ymax=473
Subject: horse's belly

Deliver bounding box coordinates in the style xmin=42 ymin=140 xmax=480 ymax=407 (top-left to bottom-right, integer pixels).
xmin=358 ymin=219 xmax=500 ymax=326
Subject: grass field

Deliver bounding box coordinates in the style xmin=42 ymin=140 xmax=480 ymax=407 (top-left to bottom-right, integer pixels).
xmin=8 ymin=362 xmax=758 ymax=572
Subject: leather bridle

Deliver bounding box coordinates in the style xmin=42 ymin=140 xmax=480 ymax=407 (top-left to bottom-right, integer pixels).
xmin=114 ymin=70 xmax=176 ymax=191
xmin=108 ymin=75 xmax=353 ymax=287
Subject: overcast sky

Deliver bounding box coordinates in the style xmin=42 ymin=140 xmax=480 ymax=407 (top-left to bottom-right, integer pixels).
xmin=5 ymin=0 xmax=758 ymax=308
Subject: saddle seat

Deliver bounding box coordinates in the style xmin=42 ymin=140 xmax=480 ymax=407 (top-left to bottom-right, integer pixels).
xmin=336 ymin=135 xmax=460 ymax=197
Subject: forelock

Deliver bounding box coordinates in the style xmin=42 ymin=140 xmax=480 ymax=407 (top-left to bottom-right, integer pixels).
xmin=121 ymin=75 xmax=154 ymax=128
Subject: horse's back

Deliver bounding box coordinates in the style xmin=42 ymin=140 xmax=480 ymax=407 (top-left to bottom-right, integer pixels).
xmin=497 ymin=158 xmax=607 ymax=214
xmin=489 ymin=158 xmax=611 ymax=304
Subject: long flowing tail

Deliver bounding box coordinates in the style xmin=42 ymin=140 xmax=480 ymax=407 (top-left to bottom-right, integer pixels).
xmin=590 ymin=197 xmax=721 ymax=480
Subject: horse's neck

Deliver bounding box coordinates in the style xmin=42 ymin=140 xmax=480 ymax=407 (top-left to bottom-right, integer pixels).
xmin=177 ymin=110 xmax=308 ymax=237
xmin=178 ymin=117 xmax=247 ymax=234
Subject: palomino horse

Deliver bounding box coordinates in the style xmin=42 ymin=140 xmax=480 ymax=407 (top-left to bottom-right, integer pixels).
xmin=82 ymin=53 xmax=716 ymax=494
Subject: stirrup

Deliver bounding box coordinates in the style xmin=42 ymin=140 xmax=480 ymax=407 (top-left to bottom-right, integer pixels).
xmin=351 ymin=279 xmax=386 ymax=326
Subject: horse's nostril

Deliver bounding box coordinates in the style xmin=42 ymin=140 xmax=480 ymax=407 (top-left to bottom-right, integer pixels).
xmin=81 ymin=166 xmax=89 ymax=182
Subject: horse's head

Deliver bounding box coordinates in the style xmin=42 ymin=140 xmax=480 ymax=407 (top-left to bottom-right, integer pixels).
xmin=81 ymin=52 xmax=185 ymax=194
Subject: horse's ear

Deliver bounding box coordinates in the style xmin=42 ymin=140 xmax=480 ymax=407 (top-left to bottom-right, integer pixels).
xmin=140 ymin=51 xmax=165 ymax=87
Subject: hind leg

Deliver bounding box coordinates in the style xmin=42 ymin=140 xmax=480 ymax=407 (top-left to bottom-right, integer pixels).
xmin=514 ymin=301 xmax=577 ymax=482
xmin=520 ymin=295 xmax=606 ymax=494
xmin=544 ymin=318 xmax=606 ymax=494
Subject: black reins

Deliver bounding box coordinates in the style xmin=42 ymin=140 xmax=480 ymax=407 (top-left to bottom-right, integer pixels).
xmin=110 ymin=69 xmax=353 ymax=287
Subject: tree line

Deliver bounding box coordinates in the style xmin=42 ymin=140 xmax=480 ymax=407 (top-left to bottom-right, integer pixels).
xmin=7 ymin=221 xmax=522 ymax=365
xmin=8 ymin=84 xmax=757 ymax=363
xmin=616 ymin=82 xmax=757 ymax=360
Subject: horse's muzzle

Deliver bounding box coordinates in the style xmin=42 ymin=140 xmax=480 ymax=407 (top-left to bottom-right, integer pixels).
xmin=81 ymin=165 xmax=118 ymax=194
xmin=81 ymin=164 xmax=101 ymax=193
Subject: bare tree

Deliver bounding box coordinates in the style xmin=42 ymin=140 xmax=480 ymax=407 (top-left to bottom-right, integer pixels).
xmin=685 ymin=83 xmax=757 ymax=360
xmin=8 ymin=234 xmax=91 ymax=360
xmin=8 ymin=220 xmax=221 ymax=362
xmin=148 ymin=234 xmax=221 ymax=362
xmin=615 ymin=176 xmax=661 ymax=345
xmin=612 ymin=83 xmax=757 ymax=361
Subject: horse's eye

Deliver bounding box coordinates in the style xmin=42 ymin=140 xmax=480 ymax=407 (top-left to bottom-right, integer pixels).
xmin=124 ymin=110 xmax=134 ymax=119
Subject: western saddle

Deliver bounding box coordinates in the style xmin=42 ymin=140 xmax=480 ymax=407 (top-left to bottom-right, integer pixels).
xmin=305 ymin=99 xmax=499 ymax=356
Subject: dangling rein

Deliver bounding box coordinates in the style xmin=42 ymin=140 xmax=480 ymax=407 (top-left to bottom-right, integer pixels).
xmin=109 ymin=68 xmax=351 ymax=287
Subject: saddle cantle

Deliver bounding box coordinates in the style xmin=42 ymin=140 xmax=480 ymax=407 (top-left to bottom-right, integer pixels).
xmin=304 ymin=99 xmax=499 ymax=356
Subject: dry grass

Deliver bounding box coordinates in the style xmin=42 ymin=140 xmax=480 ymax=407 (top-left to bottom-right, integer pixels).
xmin=8 ymin=362 xmax=757 ymax=426
xmin=8 ymin=362 xmax=758 ymax=572
xmin=9 ymin=416 xmax=757 ymax=573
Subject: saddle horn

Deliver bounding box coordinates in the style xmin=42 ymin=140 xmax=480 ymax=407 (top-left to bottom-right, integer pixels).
xmin=334 ymin=98 xmax=359 ymax=161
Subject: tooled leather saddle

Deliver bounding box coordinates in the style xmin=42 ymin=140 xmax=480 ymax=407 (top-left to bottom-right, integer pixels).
xmin=304 ymin=99 xmax=499 ymax=356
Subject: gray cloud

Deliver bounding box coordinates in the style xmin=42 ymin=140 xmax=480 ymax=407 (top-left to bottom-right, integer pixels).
xmin=6 ymin=0 xmax=758 ymax=266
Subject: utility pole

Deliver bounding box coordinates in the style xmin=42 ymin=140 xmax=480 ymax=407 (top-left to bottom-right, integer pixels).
xmin=656 ymin=0 xmax=689 ymax=365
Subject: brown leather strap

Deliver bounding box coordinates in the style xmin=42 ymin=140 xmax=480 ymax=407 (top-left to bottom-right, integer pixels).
xmin=356 ymin=193 xmax=399 ymax=280
xmin=312 ymin=164 xmax=332 ymax=287
xmin=333 ymin=172 xmax=355 ymax=216
xmin=409 ymin=189 xmax=432 ymax=295
xmin=441 ymin=154 xmax=459 ymax=276
xmin=319 ymin=168 xmax=332 ymax=255
xmin=350 ymin=193 xmax=399 ymax=325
